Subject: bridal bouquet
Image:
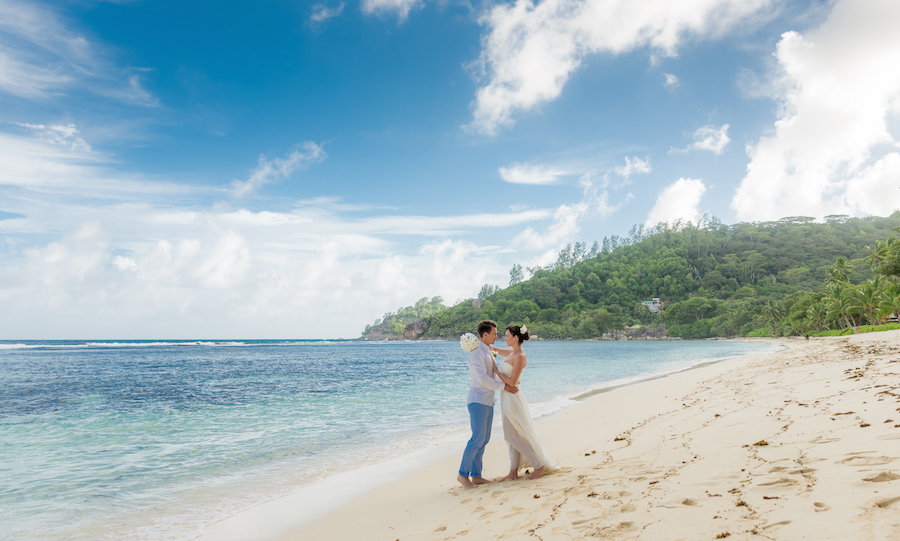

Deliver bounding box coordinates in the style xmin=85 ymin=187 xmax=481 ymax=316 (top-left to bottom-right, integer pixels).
xmin=460 ymin=332 xmax=478 ymax=353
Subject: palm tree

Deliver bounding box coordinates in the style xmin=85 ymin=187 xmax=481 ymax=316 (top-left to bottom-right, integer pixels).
xmin=881 ymin=238 xmax=900 ymax=277
xmin=865 ymin=240 xmax=890 ymax=269
xmin=857 ymin=278 xmax=884 ymax=326
xmin=878 ymin=282 xmax=900 ymax=322
xmin=826 ymin=282 xmax=860 ymax=329
xmin=806 ymin=301 xmax=827 ymax=332
xmin=827 ymin=256 xmax=854 ymax=284
xmin=764 ymin=299 xmax=783 ymax=323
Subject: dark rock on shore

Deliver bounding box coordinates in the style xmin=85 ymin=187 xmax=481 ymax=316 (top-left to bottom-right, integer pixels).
xmin=402 ymin=319 xmax=428 ymax=340
xmin=601 ymin=324 xmax=674 ymax=340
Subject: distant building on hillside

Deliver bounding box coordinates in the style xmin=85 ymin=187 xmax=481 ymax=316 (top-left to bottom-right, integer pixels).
xmin=641 ymin=298 xmax=662 ymax=314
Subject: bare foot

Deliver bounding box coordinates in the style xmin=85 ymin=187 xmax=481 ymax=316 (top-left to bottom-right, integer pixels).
xmin=529 ymin=466 xmax=546 ymax=480
xmin=457 ymin=474 xmax=476 ymax=488
xmin=501 ymin=470 xmax=519 ymax=481
xmin=471 ymin=477 xmax=493 ymax=485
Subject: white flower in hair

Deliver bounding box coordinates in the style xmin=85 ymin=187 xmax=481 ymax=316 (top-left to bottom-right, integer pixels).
xmin=521 ymin=325 xmax=528 ymax=334
xmin=460 ymin=333 xmax=478 ymax=353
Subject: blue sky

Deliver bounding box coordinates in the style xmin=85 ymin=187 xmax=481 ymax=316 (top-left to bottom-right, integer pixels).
xmin=2 ymin=0 xmax=900 ymax=338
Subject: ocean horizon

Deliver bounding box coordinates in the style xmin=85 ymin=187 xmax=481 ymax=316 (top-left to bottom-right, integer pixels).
xmin=0 ymin=339 xmax=782 ymax=540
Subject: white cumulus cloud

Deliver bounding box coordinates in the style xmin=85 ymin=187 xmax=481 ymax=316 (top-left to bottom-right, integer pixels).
xmin=844 ymin=153 xmax=900 ymax=218
xmin=362 ymin=0 xmax=422 ymax=21
xmin=670 ymin=124 xmax=730 ymax=154
xmin=0 ymin=214 xmax=524 ymax=338
xmin=732 ymin=0 xmax=900 ymax=221
xmin=309 ymin=2 xmax=345 ymax=24
xmin=691 ymin=124 xmax=730 ymax=154
xmin=646 ymin=177 xmax=706 ymax=227
xmin=513 ymin=170 xmax=632 ymax=265
xmin=467 ymin=0 xmax=774 ymax=135
xmin=614 ymin=156 xmax=652 ymax=179
xmin=231 ymin=142 xmax=326 ymax=197
xmin=663 ymin=73 xmax=679 ymax=91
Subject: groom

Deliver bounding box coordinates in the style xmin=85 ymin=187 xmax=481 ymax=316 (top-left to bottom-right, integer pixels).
xmin=457 ymin=320 xmax=518 ymax=488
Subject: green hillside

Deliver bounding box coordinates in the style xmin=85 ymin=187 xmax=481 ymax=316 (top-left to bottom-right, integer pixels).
xmin=361 ymin=213 xmax=900 ymax=340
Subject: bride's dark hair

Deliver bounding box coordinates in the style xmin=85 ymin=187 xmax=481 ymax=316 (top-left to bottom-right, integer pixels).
xmin=506 ymin=324 xmax=530 ymax=342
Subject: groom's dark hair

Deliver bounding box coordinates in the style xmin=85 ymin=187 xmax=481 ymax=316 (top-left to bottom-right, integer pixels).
xmin=476 ymin=320 xmax=497 ymax=338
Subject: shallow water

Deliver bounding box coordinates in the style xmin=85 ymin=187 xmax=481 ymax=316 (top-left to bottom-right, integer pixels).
xmin=0 ymin=339 xmax=779 ymax=540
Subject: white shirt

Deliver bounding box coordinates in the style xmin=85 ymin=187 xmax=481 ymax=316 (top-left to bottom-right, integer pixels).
xmin=467 ymin=340 xmax=505 ymax=406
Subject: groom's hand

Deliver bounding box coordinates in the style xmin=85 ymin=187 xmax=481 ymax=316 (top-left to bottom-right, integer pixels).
xmin=504 ymin=384 xmax=518 ymax=394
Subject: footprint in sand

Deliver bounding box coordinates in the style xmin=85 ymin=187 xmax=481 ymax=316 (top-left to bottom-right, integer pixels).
xmin=759 ymin=477 xmax=799 ymax=487
xmin=863 ymin=472 xmax=900 ymax=482
xmin=571 ymin=516 xmax=603 ymax=526
xmin=599 ymin=491 xmax=631 ymax=500
xmin=586 ymin=522 xmax=637 ymax=538
xmin=813 ymin=502 xmax=831 ymax=512
xmin=682 ymin=499 xmax=698 ymax=506
xmin=762 ymin=520 xmax=792 ymax=530
xmin=501 ymin=506 xmax=526 ymax=519
xmin=875 ymin=496 xmax=900 ymax=509
xmin=434 ymin=525 xmax=447 ymax=532
xmin=841 ymin=456 xmax=894 ymax=466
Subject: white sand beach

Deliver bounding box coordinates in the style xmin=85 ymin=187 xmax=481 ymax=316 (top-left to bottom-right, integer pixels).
xmin=202 ymin=331 xmax=900 ymax=541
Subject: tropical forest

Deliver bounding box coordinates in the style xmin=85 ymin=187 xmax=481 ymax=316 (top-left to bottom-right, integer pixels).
xmin=361 ymin=213 xmax=900 ymax=340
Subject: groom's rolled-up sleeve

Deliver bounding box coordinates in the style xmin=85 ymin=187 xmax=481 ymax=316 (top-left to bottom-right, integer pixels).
xmin=468 ymin=351 xmax=504 ymax=391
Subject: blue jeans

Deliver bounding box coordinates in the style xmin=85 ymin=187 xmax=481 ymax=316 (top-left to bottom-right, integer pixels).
xmin=459 ymin=402 xmax=493 ymax=478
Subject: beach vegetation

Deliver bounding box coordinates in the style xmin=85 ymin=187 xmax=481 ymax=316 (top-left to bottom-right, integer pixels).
xmin=361 ymin=212 xmax=900 ymax=340
xmin=759 ymin=224 xmax=900 ymax=337
xmin=809 ymin=323 xmax=900 ymax=337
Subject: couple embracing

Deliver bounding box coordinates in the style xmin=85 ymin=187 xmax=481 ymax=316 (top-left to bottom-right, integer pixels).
xmin=457 ymin=320 xmax=558 ymax=489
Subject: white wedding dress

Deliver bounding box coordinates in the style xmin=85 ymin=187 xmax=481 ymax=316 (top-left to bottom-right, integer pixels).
xmin=500 ymin=360 xmax=558 ymax=472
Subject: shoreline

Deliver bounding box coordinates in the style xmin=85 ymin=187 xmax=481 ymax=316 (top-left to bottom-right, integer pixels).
xmin=569 ymin=338 xmax=787 ymax=402
xmin=195 ymin=338 xmax=790 ymax=540
xmin=203 ymin=330 xmax=900 ymax=540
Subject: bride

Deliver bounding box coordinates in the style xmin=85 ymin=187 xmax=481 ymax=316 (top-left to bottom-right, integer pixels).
xmin=491 ymin=324 xmax=558 ymax=480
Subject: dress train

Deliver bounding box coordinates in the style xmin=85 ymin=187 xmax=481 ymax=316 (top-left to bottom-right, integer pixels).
xmin=499 ymin=361 xmax=558 ymax=471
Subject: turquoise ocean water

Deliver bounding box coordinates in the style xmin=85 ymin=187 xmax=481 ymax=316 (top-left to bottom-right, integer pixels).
xmin=0 ymin=339 xmax=780 ymax=540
